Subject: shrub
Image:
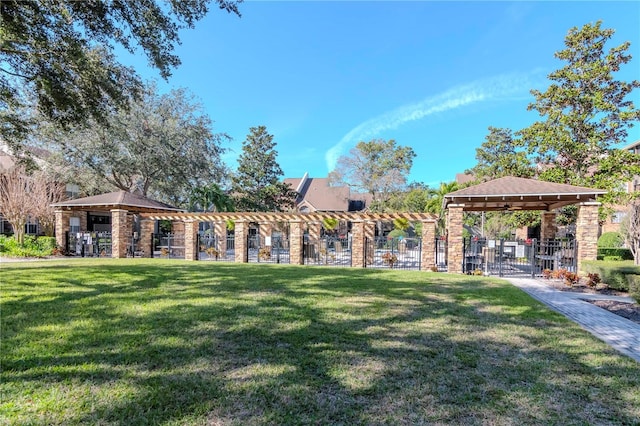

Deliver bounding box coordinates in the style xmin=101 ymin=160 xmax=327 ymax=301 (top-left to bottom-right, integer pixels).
xmin=597 ymin=248 xmax=633 ymax=261
xmin=564 ymin=272 xmax=580 ymax=286
xmin=0 ymin=235 xmax=56 ymax=258
xmin=542 ymin=269 xmax=552 ymax=279
xmin=581 ymin=260 xmax=640 ymax=292
xmin=603 ymin=255 xmax=623 ymax=261
xmin=627 ymin=275 xmax=640 ymax=304
xmin=585 ymin=273 xmax=601 ymax=288
xmin=597 ymin=232 xmax=624 ymax=248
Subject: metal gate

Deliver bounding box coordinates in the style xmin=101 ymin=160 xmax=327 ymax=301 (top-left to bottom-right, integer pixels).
xmin=435 ymin=236 xmax=447 ymax=271
xmin=153 ymin=233 xmax=185 ymax=259
xmin=247 ymin=234 xmax=290 ymax=264
xmin=364 ymin=236 xmax=422 ymax=270
xmin=198 ymin=234 xmax=234 ymax=261
xmin=463 ymin=238 xmax=577 ymax=277
xmin=65 ymin=231 xmax=112 ymax=257
xmin=303 ymin=236 xmax=351 ymax=267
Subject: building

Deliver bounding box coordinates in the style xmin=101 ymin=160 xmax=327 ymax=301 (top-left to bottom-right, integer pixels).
xmin=284 ymin=173 xmax=371 ymax=213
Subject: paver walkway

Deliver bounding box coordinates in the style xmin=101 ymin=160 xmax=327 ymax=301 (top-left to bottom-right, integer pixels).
xmin=506 ymin=277 xmax=640 ymax=363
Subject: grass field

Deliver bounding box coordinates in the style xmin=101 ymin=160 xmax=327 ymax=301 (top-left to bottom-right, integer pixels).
xmin=2 ymin=259 xmax=639 ymax=425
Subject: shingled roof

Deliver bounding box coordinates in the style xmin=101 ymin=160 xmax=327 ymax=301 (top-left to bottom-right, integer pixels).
xmin=51 ymin=191 xmax=184 ymax=213
xmin=443 ymin=176 xmax=606 ymax=212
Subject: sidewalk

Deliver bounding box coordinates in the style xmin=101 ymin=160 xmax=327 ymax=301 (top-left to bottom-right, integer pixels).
xmin=506 ymin=277 xmax=640 ymax=363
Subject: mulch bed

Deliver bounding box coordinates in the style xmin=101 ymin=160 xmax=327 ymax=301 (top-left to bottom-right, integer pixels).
xmin=540 ymin=279 xmax=640 ymax=325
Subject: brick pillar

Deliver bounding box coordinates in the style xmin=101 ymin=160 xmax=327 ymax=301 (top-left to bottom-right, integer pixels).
xmin=351 ymin=221 xmax=365 ymax=268
xmin=111 ymin=209 xmax=129 ymax=258
xmin=308 ymin=222 xmax=322 ymax=241
xmin=576 ymin=202 xmax=601 ymax=272
xmin=515 ymin=226 xmax=528 ymax=241
xmin=140 ymin=219 xmax=155 ymax=258
xmin=184 ymin=220 xmax=199 ymax=261
xmin=54 ymin=210 xmax=72 ymax=250
xmin=214 ymin=221 xmax=227 ymax=253
xmin=79 ymin=211 xmax=88 ymax=232
xmin=420 ymin=220 xmax=436 ymax=271
xmin=446 ymin=205 xmax=465 ymax=274
xmin=172 ymin=221 xmax=185 ymax=234
xmin=234 ymin=221 xmax=248 ymax=263
xmin=290 ymin=221 xmax=304 ymax=265
xmin=541 ymin=211 xmax=557 ymax=241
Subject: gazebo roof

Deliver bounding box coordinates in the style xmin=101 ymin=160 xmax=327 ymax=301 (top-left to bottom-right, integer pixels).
xmin=51 ymin=191 xmax=184 ymax=213
xmin=443 ymin=176 xmax=607 ymax=212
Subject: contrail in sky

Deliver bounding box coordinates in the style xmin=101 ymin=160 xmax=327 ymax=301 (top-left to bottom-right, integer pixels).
xmin=324 ymin=72 xmax=539 ymax=171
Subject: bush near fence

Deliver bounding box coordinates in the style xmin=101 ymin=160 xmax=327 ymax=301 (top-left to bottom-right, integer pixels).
xmin=581 ymin=260 xmax=640 ymax=292
xmin=627 ymin=274 xmax=640 ymax=304
xmin=0 ymin=235 xmax=57 ymax=257
xmin=597 ymin=247 xmax=634 ymax=261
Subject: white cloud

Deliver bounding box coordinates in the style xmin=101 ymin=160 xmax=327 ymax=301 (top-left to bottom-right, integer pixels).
xmin=324 ymin=72 xmax=539 ymax=171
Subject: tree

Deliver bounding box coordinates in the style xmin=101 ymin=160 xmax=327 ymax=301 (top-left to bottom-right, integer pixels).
xmin=468 ymin=127 xmax=534 ymax=179
xmin=231 ymin=126 xmax=297 ymax=212
xmin=0 ymin=166 xmax=36 ymax=245
xmin=188 ymin=183 xmax=234 ymax=212
xmin=0 ymin=0 xmax=241 ymax=149
xmin=425 ymin=181 xmax=458 ymax=235
xmin=329 ymin=139 xmax=416 ymax=212
xmin=30 ymin=171 xmax=66 ymax=237
xmin=621 ymin=201 xmax=640 ymax=265
xmin=519 ymin=21 xmax=640 ymax=214
xmin=41 ymin=83 xmax=229 ymax=207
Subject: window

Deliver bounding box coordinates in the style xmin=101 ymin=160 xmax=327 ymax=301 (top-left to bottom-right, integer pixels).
xmin=611 ymin=211 xmax=626 ymax=224
xmin=70 ymin=217 xmax=80 ymax=233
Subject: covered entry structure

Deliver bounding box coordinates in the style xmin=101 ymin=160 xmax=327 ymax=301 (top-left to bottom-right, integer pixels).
xmin=443 ymin=176 xmax=607 ymax=275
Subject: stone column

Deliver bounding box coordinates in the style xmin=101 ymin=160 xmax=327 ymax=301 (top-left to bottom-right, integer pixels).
xmin=139 ymin=219 xmax=155 ymax=258
xmin=54 ymin=210 xmax=72 ymax=250
xmin=172 ymin=220 xmax=185 ymax=234
xmin=364 ymin=221 xmax=375 ymax=267
xmin=541 ymin=211 xmax=557 ymax=241
xmin=79 ymin=212 xmax=88 ymax=232
xmin=446 ymin=204 xmax=465 ymax=274
xmin=111 ymin=209 xmax=130 ymax=258
xmin=351 ymin=221 xmax=365 ymax=268
xmin=184 ymin=220 xmax=199 ymax=261
xmin=234 ymin=220 xmax=248 ymax=263
xmin=576 ymin=202 xmax=601 ymax=272
xmin=214 ymin=221 xmax=227 ymax=254
xmin=290 ymin=220 xmax=304 ymax=265
xmin=420 ymin=220 xmax=436 ymax=271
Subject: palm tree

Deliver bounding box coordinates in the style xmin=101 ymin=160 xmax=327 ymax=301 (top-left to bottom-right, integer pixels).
xmin=188 ymin=183 xmax=234 ymax=212
xmin=425 ymin=181 xmax=459 ymax=235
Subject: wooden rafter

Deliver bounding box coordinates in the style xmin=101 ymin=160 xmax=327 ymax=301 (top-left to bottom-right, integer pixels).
xmin=139 ymin=211 xmax=437 ymax=222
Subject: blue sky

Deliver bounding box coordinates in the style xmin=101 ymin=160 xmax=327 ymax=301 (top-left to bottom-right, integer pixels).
xmin=119 ymin=1 xmax=640 ymax=188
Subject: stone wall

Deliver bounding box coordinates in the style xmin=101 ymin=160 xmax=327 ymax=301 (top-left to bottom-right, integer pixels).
xmin=446 ymin=205 xmax=464 ymax=274
xmin=541 ymin=211 xmax=557 ymax=241
xmin=111 ymin=209 xmax=131 ymax=258
xmin=420 ymin=220 xmax=436 ymax=271
xmin=54 ymin=210 xmax=72 ymax=250
xmin=576 ymin=202 xmax=600 ymax=272
xmin=289 ymin=221 xmax=304 ymax=265
xmin=184 ymin=220 xmax=199 ymax=261
xmin=234 ymin=221 xmax=248 ymax=263
xmin=139 ymin=219 xmax=155 ymax=258
xmin=214 ymin=221 xmax=227 ymax=253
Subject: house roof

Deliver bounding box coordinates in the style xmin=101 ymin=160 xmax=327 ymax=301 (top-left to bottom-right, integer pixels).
xmin=51 ymin=191 xmax=184 ymax=213
xmin=284 ymin=176 xmax=353 ymax=212
xmin=443 ymin=176 xmax=607 ymax=212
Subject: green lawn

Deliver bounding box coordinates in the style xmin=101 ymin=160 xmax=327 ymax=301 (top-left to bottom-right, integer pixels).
xmin=2 ymin=259 xmax=639 ymax=425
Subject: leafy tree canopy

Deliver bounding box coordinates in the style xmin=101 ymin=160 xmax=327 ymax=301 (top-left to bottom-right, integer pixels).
xmin=39 ymin=82 xmax=229 ymax=207
xmin=467 ymin=127 xmax=534 ymax=180
xmin=231 ymin=126 xmax=297 ymax=212
xmin=0 ymin=0 xmax=241 ymax=149
xmin=519 ymin=21 xmax=640 ymax=212
xmin=329 ymin=139 xmax=416 ymax=212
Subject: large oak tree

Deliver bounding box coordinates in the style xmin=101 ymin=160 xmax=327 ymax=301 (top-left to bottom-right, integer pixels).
xmin=0 ymin=0 xmax=241 ymax=150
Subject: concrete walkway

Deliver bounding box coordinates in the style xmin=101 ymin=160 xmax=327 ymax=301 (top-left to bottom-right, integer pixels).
xmin=506 ymin=277 xmax=640 ymax=363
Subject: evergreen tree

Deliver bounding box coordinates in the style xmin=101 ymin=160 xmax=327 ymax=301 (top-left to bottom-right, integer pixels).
xmin=231 ymin=126 xmax=296 ymax=212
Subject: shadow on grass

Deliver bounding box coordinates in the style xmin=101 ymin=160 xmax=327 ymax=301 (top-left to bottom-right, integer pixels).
xmin=2 ymin=260 xmax=640 ymax=424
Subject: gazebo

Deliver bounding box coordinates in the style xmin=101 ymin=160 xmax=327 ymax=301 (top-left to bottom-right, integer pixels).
xmin=442 ymin=176 xmax=607 ymax=273
xmin=52 ymin=191 xmax=184 ymax=257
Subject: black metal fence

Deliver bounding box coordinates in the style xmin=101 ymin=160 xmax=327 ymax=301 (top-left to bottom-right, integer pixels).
xmin=198 ymin=234 xmax=235 ymax=261
xmin=247 ymin=235 xmax=290 ymax=264
xmin=153 ymin=233 xmax=185 ymax=259
xmin=364 ymin=236 xmax=422 ymax=270
xmin=303 ymin=236 xmax=351 ymax=267
xmin=462 ymin=237 xmax=577 ymax=277
xmin=65 ymin=231 xmax=112 ymax=257
xmin=435 ymin=236 xmax=447 ymax=271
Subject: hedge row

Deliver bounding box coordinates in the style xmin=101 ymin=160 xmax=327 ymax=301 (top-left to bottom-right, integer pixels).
xmin=580 ymin=260 xmax=640 ymax=292
xmin=596 ymin=247 xmax=634 ymax=261
xmin=628 ymin=274 xmax=640 ymax=304
xmin=0 ymin=235 xmax=57 ymax=257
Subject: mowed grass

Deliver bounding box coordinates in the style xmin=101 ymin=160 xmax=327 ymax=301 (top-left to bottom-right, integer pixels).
xmin=1 ymin=259 xmax=639 ymax=425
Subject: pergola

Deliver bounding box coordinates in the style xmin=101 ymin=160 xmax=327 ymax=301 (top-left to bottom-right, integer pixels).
xmin=442 ymin=176 xmax=607 ymax=273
